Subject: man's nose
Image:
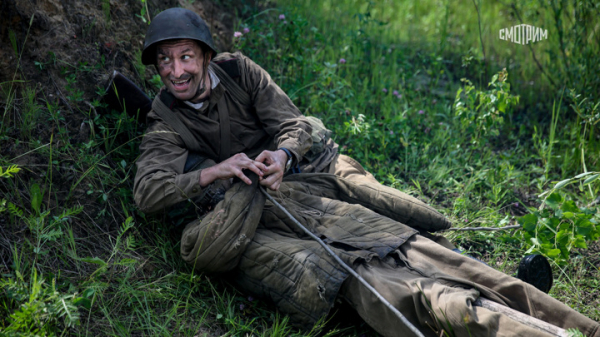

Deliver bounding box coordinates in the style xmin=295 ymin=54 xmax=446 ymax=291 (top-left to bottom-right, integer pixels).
xmin=172 ymin=59 xmax=185 ymax=78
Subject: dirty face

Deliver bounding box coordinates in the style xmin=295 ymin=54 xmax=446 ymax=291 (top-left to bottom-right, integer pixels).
xmin=156 ymin=39 xmax=211 ymax=101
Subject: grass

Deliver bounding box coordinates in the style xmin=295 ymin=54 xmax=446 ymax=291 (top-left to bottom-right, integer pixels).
xmin=1 ymin=0 xmax=599 ymax=336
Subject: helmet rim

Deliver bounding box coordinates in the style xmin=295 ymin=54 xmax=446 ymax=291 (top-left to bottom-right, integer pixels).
xmin=141 ymin=8 xmax=217 ymax=66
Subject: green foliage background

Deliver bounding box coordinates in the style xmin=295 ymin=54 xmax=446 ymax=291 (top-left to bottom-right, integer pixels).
xmin=1 ymin=0 xmax=599 ymax=335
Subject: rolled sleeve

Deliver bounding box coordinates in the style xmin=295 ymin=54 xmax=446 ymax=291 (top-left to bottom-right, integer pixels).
xmin=174 ymin=169 xmax=203 ymax=197
xmin=238 ymin=53 xmax=313 ymax=162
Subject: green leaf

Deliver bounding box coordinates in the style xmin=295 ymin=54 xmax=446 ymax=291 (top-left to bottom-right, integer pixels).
xmin=82 ymin=288 xmax=95 ymax=298
xmin=116 ymin=258 xmax=136 ymax=266
xmin=573 ymin=236 xmax=587 ymax=249
xmin=545 ymin=192 xmax=563 ymax=210
xmin=55 ymin=295 xmax=80 ymax=327
xmin=530 ymin=237 xmax=541 ymax=247
xmin=8 ymin=202 xmax=23 ymax=218
xmin=556 ymin=230 xmax=571 ymax=246
xmin=553 ymin=178 xmax=572 ymax=190
xmin=582 ymin=208 xmax=597 ymax=216
xmin=575 ymin=218 xmax=593 ymax=227
xmin=559 ymin=222 xmax=571 ymax=231
xmin=561 ymin=200 xmax=579 ymax=213
xmin=574 ymin=172 xmax=594 ymax=179
xmin=576 ymin=219 xmax=594 ymax=236
xmin=545 ymin=249 xmax=561 ymax=258
xmin=591 ymin=228 xmax=600 ymax=241
xmin=566 ymin=328 xmax=586 ymax=337
xmin=518 ymin=214 xmax=538 ymax=232
xmin=9 ymin=29 xmax=18 ymax=56
xmin=498 ymin=99 xmax=506 ymax=113
xmin=554 ymin=209 xmax=563 ymax=218
xmin=539 ymin=208 xmax=551 ymax=218
xmin=30 ymin=183 xmax=42 ymax=214
xmin=490 ymin=74 xmax=498 ymax=85
xmin=561 ymin=212 xmax=574 ymax=219
xmin=541 ymin=217 xmax=559 ymax=233
xmin=583 ymin=174 xmax=600 ymax=185
xmin=73 ymin=297 xmax=92 ymax=309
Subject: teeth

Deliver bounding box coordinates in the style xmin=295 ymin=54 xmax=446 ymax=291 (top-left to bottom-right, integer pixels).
xmin=172 ymin=79 xmax=189 ymax=85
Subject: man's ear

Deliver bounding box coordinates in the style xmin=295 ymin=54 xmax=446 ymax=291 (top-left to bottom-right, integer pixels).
xmin=203 ymin=51 xmax=212 ymax=69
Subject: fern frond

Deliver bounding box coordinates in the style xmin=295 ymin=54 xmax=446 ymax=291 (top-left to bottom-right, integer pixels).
xmin=51 ymin=206 xmax=84 ymax=225
xmin=125 ymin=235 xmax=137 ymax=250
xmin=53 ymin=295 xmax=80 ymax=327
xmin=8 ymin=202 xmax=23 ymax=218
xmin=40 ymin=228 xmax=63 ymax=242
xmin=0 ymin=165 xmax=21 ymax=179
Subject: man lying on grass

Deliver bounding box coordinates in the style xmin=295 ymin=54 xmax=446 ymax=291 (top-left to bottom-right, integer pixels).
xmin=133 ymin=8 xmax=600 ymax=337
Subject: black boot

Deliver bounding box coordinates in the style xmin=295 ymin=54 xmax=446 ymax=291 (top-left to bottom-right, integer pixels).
xmin=517 ymin=254 xmax=553 ymax=293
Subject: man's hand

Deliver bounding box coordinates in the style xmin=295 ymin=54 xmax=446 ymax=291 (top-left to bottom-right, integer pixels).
xmin=255 ymin=149 xmax=288 ymax=191
xmin=200 ymin=153 xmax=267 ymax=187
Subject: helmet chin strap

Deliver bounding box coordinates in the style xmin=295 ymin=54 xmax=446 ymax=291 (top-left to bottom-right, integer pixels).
xmin=190 ymin=65 xmax=210 ymax=102
xmin=195 ymin=85 xmax=206 ymax=97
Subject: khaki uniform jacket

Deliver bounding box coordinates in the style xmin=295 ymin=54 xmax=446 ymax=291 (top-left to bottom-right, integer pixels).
xmin=134 ymin=52 xmax=319 ymax=214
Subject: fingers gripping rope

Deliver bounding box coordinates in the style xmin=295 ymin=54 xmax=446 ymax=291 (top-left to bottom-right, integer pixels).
xmin=259 ymin=186 xmax=426 ymax=337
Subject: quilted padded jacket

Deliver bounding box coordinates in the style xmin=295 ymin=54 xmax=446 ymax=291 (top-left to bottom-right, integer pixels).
xmin=180 ymin=172 xmax=451 ymax=326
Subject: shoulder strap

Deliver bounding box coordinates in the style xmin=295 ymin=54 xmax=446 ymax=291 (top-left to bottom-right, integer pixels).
xmin=216 ymin=97 xmax=230 ymax=162
xmin=152 ymin=94 xmax=203 ymax=153
xmin=210 ymin=60 xmax=253 ymax=162
xmin=210 ymin=62 xmax=252 ymax=107
xmin=214 ymin=58 xmax=241 ymax=78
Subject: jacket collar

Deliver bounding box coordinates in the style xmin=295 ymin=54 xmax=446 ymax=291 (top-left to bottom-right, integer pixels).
xmin=159 ymin=82 xmax=226 ymax=113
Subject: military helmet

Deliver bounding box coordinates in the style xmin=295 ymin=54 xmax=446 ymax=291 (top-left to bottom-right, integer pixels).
xmin=141 ymin=8 xmax=217 ymax=65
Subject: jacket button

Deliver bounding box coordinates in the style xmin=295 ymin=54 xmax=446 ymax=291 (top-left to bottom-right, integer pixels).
xmin=192 ymin=188 xmax=198 ymax=193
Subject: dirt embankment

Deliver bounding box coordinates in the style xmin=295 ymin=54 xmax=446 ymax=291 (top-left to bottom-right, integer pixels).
xmin=1 ymin=0 xmax=236 ymax=125
xmin=0 ymin=0 xmax=239 ymax=213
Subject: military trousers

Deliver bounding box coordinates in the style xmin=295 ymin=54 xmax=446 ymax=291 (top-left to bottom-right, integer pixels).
xmin=339 ymin=235 xmax=600 ymax=337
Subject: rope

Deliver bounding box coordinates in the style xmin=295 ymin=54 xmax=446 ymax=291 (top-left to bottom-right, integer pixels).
xmin=440 ymin=225 xmax=522 ymax=232
xmin=260 ymin=187 xmax=567 ymax=336
xmin=259 ymin=186 xmax=426 ymax=337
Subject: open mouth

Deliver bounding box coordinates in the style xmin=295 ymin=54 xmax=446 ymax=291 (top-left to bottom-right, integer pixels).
xmin=171 ymin=78 xmax=191 ymax=89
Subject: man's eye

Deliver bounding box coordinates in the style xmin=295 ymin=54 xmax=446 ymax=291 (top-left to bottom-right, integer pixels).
xmin=182 ymin=55 xmax=191 ymax=60
xmin=160 ymin=56 xmax=170 ymax=63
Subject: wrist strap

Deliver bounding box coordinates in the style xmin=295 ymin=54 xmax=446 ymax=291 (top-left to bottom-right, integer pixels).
xmin=278 ymin=148 xmax=301 ymax=174
xmin=279 ymin=147 xmax=292 ymax=160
